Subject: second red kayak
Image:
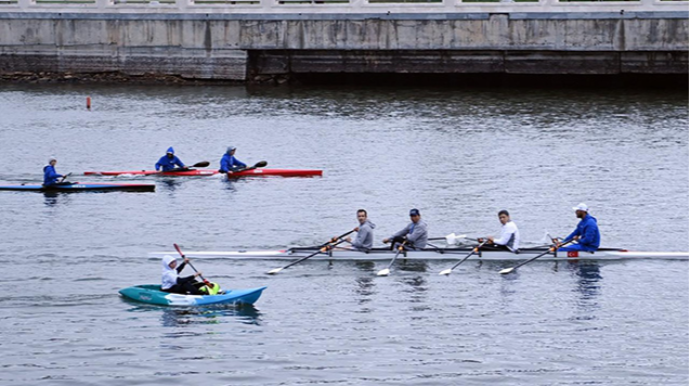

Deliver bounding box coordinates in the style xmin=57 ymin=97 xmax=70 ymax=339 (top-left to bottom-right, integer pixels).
xmin=83 ymin=168 xmax=323 ymax=177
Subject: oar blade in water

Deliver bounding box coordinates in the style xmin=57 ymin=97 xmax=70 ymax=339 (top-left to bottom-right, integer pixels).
xmin=376 ymin=268 xmax=391 ymax=277
xmin=439 ymin=269 xmax=453 ymax=276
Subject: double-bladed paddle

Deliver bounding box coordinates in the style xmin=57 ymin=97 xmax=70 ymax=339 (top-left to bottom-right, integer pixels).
xmin=267 ymin=229 xmax=356 ymax=275
xmin=376 ymin=241 xmax=408 ymax=277
xmin=438 ymin=239 xmax=489 ymax=275
xmin=498 ymin=239 xmax=573 ymax=275
xmin=173 ymin=243 xmax=211 ymax=286
xmin=59 ymin=172 xmax=73 ymax=183
xmin=227 ymin=161 xmax=268 ymax=176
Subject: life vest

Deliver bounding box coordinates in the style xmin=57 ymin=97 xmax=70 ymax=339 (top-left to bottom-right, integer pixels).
xmin=198 ymin=282 xmax=220 ymax=295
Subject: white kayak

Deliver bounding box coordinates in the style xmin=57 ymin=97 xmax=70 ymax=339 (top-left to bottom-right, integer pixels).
xmin=149 ymin=247 xmax=689 ymax=261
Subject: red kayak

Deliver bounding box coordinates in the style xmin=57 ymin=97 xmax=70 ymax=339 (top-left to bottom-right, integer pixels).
xmin=83 ymin=168 xmax=322 ymax=177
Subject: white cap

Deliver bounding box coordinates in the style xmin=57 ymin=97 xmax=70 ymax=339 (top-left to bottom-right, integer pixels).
xmin=48 ymin=156 xmax=57 ymax=163
xmin=572 ymin=203 xmax=588 ymax=212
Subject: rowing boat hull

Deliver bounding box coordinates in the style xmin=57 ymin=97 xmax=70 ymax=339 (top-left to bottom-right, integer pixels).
xmin=0 ymin=182 xmax=155 ymax=192
xmin=119 ymin=285 xmax=267 ymax=306
xmin=84 ymin=168 xmax=323 ymax=177
xmin=148 ymin=247 xmax=689 ymax=261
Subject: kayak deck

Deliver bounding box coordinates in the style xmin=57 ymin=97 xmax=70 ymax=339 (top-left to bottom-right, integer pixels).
xmin=84 ymin=168 xmax=323 ymax=177
xmin=0 ymin=182 xmax=155 ymax=192
xmin=148 ymin=247 xmax=689 ymax=261
xmin=119 ymin=284 xmax=267 ymax=306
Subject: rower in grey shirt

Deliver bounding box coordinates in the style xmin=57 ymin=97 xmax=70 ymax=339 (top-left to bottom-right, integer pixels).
xmin=383 ymin=208 xmax=428 ymax=250
xmin=345 ymin=209 xmax=376 ymax=251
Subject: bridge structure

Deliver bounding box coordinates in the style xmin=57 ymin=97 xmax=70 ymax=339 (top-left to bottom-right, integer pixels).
xmin=0 ymin=0 xmax=687 ymax=81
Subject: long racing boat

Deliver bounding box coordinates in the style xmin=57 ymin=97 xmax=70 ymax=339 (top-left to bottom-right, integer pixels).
xmin=84 ymin=168 xmax=322 ymax=177
xmin=0 ymin=182 xmax=155 ymax=192
xmin=148 ymin=246 xmax=688 ymax=261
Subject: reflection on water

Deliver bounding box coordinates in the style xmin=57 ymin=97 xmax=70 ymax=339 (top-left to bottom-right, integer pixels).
xmin=158 ymin=179 xmax=182 ymax=192
xmin=160 ymin=305 xmax=262 ymax=327
xmin=568 ymin=261 xmax=602 ymax=313
xmin=355 ymin=276 xmax=375 ymax=306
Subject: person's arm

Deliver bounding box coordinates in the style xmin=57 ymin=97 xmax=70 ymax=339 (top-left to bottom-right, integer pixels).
xmin=176 ymin=261 xmax=187 ymax=273
xmin=406 ymin=222 xmax=427 ymax=244
xmin=175 ymin=157 xmax=185 ymax=168
xmin=155 ymin=157 xmax=163 ymax=171
xmin=234 ymin=158 xmax=247 ymax=168
xmin=351 ymin=226 xmax=369 ymax=248
xmin=578 ymin=223 xmax=597 ymax=246
xmin=493 ymin=225 xmax=514 ymax=246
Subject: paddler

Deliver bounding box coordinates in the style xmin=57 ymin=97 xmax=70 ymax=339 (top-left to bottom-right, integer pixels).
xmin=161 ymin=255 xmax=204 ymax=295
xmin=480 ymin=210 xmax=520 ymax=253
xmin=155 ymin=147 xmax=186 ymax=172
xmin=383 ymin=208 xmax=428 ymax=250
xmin=343 ymin=209 xmax=376 ymax=251
xmin=43 ymin=157 xmax=67 ymax=186
xmin=219 ymin=146 xmax=247 ymax=174
xmin=558 ymin=203 xmax=600 ymax=252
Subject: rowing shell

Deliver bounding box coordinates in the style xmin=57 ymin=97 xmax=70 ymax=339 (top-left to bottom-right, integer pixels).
xmin=149 ymin=247 xmax=689 ymax=261
xmin=83 ymin=168 xmax=322 ymax=177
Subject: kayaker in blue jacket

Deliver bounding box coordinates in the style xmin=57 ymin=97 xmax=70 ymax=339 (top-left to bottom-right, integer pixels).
xmin=161 ymin=255 xmax=204 ymax=295
xmin=559 ymin=203 xmax=600 ymax=252
xmin=43 ymin=157 xmax=67 ymax=186
xmin=219 ymin=146 xmax=247 ymax=174
xmin=155 ymin=147 xmax=186 ymax=172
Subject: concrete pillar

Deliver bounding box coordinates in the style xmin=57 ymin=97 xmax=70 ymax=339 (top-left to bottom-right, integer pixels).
xmin=17 ymin=0 xmax=32 ymax=11
xmin=175 ymin=0 xmax=189 ymax=11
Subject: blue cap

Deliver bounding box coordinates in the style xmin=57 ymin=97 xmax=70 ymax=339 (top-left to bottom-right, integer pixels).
xmin=409 ymin=209 xmax=420 ymax=216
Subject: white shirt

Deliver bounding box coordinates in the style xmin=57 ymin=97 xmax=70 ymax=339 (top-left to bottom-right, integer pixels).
xmin=495 ymin=220 xmax=520 ymax=252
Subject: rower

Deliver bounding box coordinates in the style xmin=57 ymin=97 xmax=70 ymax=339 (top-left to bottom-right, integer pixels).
xmin=383 ymin=208 xmax=428 ymax=250
xmin=559 ymin=203 xmax=600 ymax=252
xmin=155 ymin=147 xmax=186 ymax=172
xmin=219 ymin=146 xmax=247 ymax=174
xmin=481 ymin=210 xmax=520 ymax=253
xmin=343 ymin=209 xmax=376 ymax=251
xmin=43 ymin=157 xmax=68 ymax=187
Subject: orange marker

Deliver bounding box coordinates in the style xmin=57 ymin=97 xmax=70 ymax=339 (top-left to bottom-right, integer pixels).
xmin=86 ymin=96 xmax=91 ymax=110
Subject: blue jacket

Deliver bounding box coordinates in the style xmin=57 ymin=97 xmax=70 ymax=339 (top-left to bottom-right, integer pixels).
xmin=565 ymin=214 xmax=600 ymax=251
xmin=220 ymin=154 xmax=246 ymax=173
xmin=43 ymin=165 xmax=63 ymax=186
xmin=155 ymin=155 xmax=185 ymax=171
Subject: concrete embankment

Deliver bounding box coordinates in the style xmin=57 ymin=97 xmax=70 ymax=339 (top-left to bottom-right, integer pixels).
xmin=0 ymin=12 xmax=687 ymax=83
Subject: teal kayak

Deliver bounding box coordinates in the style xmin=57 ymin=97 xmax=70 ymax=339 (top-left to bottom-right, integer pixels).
xmin=119 ymin=284 xmax=266 ymax=306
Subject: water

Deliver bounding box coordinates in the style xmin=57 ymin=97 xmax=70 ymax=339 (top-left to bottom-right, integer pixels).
xmin=0 ymin=84 xmax=687 ymax=385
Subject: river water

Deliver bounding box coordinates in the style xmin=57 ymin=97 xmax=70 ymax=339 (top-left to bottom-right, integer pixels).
xmin=0 ymin=83 xmax=687 ymax=385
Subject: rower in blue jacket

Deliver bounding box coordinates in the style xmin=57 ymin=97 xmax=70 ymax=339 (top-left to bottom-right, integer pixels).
xmin=559 ymin=203 xmax=600 ymax=252
xmin=155 ymin=147 xmax=186 ymax=172
xmin=219 ymin=146 xmax=247 ymax=174
xmin=43 ymin=157 xmax=66 ymax=186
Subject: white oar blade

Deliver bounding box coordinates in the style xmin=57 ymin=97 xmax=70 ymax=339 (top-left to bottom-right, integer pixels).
xmin=376 ymin=268 xmax=390 ymax=276
xmin=445 ymin=233 xmax=457 ymax=245
xmin=267 ymin=267 xmax=283 ymax=275
xmin=498 ymin=267 xmax=514 ymax=275
xmin=439 ymin=269 xmax=452 ymax=276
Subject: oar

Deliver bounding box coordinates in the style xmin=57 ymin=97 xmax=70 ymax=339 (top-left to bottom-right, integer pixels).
xmin=376 ymin=241 xmax=408 ymax=277
xmin=498 ymin=239 xmax=573 ymax=275
xmin=190 ymin=161 xmax=210 ymax=168
xmin=267 ymin=229 xmax=356 ymax=274
xmin=59 ymin=172 xmax=73 ymax=183
xmin=439 ymin=240 xmax=489 ymax=275
xmin=228 ymin=160 xmax=268 ymax=175
xmin=173 ymin=243 xmax=211 ymax=286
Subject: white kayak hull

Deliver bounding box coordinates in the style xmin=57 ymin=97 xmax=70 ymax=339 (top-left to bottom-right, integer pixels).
xmin=149 ymin=247 xmax=689 ymax=261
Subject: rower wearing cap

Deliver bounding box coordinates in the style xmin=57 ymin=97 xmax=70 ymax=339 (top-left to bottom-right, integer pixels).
xmin=43 ymin=157 xmax=67 ymax=186
xmin=482 ymin=210 xmax=520 ymax=253
xmin=559 ymin=203 xmax=600 ymax=252
xmin=219 ymin=146 xmax=247 ymax=174
xmin=383 ymin=209 xmax=428 ymax=250
xmin=155 ymin=147 xmax=186 ymax=172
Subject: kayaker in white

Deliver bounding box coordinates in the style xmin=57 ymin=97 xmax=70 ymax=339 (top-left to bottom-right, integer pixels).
xmin=484 ymin=210 xmax=520 ymax=253
xmin=161 ymin=255 xmax=204 ymax=295
xmin=383 ymin=208 xmax=428 ymax=250
xmin=344 ymin=209 xmax=376 ymax=251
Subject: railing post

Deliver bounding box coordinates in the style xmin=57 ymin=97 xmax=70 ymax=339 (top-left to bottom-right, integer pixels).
xmin=17 ymin=0 xmax=32 ymax=10
xmin=443 ymin=0 xmax=455 ymax=12
xmin=95 ymin=0 xmax=110 ymax=11
xmin=176 ymin=0 xmax=190 ymax=11
xmin=260 ymin=0 xmax=272 ymax=11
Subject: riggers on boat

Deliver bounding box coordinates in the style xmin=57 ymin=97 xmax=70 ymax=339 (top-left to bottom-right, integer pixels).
xmin=119 ymin=285 xmax=267 ymax=306
xmin=84 ymin=168 xmax=323 ymax=177
xmin=0 ymin=182 xmax=156 ymax=192
xmin=148 ymin=247 xmax=689 ymax=261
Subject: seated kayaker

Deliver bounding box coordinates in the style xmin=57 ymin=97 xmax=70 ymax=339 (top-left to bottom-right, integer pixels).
xmin=43 ymin=157 xmax=68 ymax=187
xmin=558 ymin=203 xmax=600 ymax=252
xmin=343 ymin=209 xmax=376 ymax=251
xmin=219 ymin=146 xmax=247 ymax=174
xmin=155 ymin=147 xmax=186 ymax=172
xmin=383 ymin=208 xmax=428 ymax=250
xmin=479 ymin=210 xmax=520 ymax=253
xmin=161 ymin=255 xmax=204 ymax=295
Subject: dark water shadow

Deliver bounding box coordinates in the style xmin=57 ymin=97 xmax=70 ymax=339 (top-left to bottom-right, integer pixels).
xmin=121 ymin=298 xmax=262 ymax=327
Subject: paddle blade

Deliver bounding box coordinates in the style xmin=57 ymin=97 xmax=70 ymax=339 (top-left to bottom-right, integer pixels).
xmin=499 ymin=267 xmax=515 ymax=275
xmin=439 ymin=269 xmax=452 ymax=276
xmin=376 ymin=268 xmax=391 ymax=276
xmin=254 ymin=160 xmax=268 ymax=168
xmin=267 ymin=267 xmax=283 ymax=275
xmin=193 ymin=161 xmax=210 ymax=168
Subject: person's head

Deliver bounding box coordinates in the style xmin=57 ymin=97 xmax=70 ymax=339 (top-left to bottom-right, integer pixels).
xmin=498 ymin=210 xmax=510 ymax=225
xmin=226 ymin=146 xmax=237 ymax=156
xmin=409 ymin=208 xmax=421 ymax=223
xmin=166 ymin=147 xmax=175 ymax=158
xmin=572 ymin=203 xmax=588 ymax=219
xmin=48 ymin=157 xmax=57 ymax=166
xmin=162 ymin=255 xmax=177 ymax=269
xmin=357 ymin=209 xmax=368 ymax=224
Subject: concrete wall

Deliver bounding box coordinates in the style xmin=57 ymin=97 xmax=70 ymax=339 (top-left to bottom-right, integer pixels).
xmin=0 ymin=12 xmax=687 ymax=80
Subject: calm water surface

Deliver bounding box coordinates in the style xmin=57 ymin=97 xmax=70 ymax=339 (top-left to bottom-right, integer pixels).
xmin=0 ymin=84 xmax=687 ymax=385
